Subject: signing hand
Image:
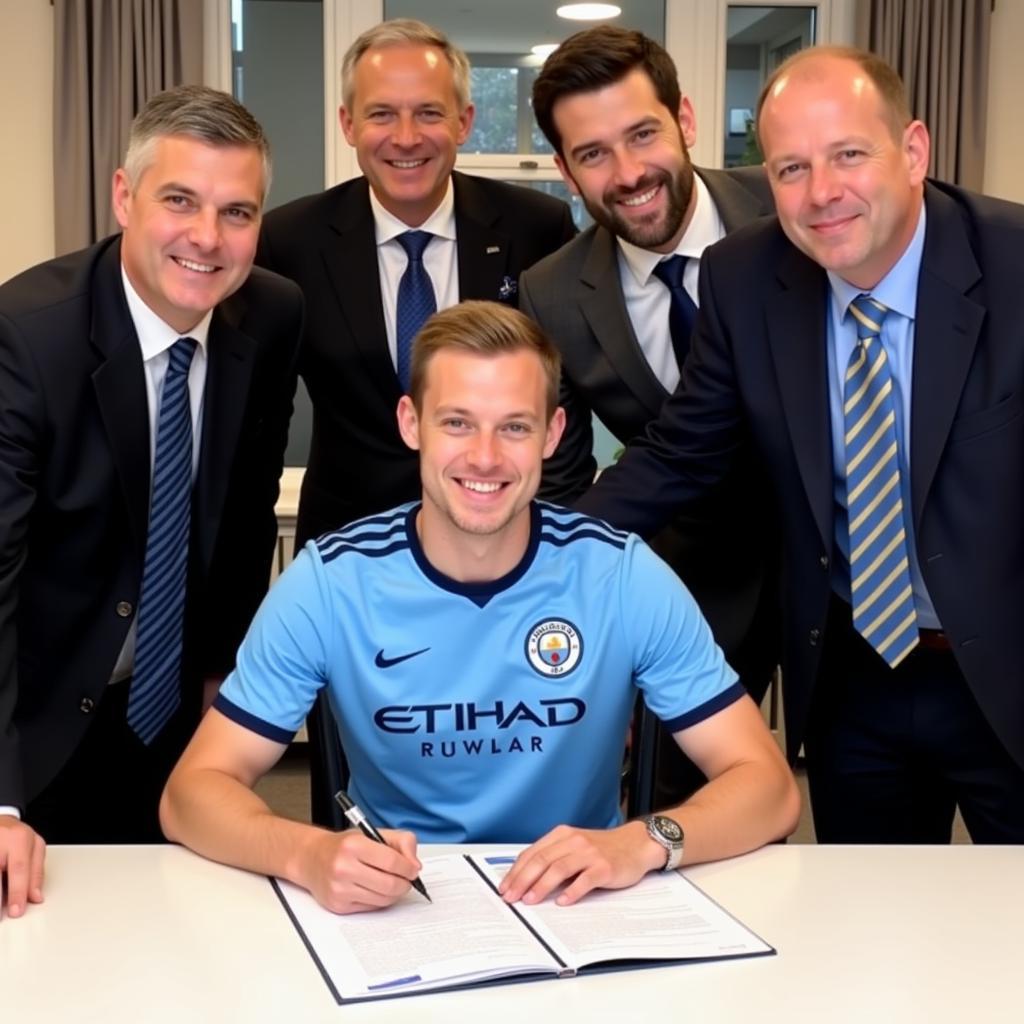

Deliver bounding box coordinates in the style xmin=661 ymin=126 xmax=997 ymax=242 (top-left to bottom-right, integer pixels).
xmin=293 ymin=826 xmax=421 ymax=915
xmin=0 ymin=815 xmax=46 ymax=921
xmin=498 ymin=820 xmax=664 ymax=907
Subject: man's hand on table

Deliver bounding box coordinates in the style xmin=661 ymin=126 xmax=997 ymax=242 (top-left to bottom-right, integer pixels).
xmin=0 ymin=815 xmax=45 ymax=921
xmin=498 ymin=820 xmax=666 ymax=907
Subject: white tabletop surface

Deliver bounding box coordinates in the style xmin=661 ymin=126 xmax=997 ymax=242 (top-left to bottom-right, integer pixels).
xmin=2 ymin=843 xmax=1020 ymax=1023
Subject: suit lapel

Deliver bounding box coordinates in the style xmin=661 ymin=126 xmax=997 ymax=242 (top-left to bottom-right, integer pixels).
xmin=698 ymin=167 xmax=770 ymax=232
xmin=90 ymin=239 xmax=151 ymax=554
xmin=193 ymin=296 xmax=256 ymax=575
xmin=578 ymin=169 xmax=770 ymax=421
xmin=909 ymin=185 xmax=984 ymax=528
xmin=767 ymin=247 xmax=834 ymax=550
xmin=322 ymin=180 xmax=401 ymax=409
xmin=579 ymin=228 xmax=667 ymax=417
xmin=453 ymin=172 xmax=514 ymax=303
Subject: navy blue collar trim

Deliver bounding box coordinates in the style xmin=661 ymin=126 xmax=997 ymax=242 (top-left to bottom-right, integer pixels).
xmin=405 ymin=502 xmax=541 ymax=608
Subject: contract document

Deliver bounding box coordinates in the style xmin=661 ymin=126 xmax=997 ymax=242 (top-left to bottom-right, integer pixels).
xmin=272 ymin=849 xmax=773 ymax=1003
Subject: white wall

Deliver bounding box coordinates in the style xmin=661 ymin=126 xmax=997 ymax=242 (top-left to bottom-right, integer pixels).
xmin=0 ymin=0 xmax=54 ymax=284
xmin=983 ymin=0 xmax=1024 ymax=204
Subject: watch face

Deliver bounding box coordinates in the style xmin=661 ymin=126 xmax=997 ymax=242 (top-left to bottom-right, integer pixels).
xmin=654 ymin=816 xmax=683 ymax=842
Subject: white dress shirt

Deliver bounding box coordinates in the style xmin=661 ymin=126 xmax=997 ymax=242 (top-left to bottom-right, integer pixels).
xmin=370 ymin=180 xmax=459 ymax=369
xmin=616 ymin=174 xmax=725 ymax=393
xmin=109 ymin=266 xmax=212 ymax=684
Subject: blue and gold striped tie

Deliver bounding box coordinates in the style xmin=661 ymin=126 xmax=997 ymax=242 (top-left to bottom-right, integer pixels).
xmin=844 ymin=296 xmax=919 ymax=668
xmin=127 ymin=336 xmax=197 ymax=743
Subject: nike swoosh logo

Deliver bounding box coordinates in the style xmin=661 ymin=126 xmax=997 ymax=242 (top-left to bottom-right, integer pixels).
xmin=375 ymin=647 xmax=431 ymax=669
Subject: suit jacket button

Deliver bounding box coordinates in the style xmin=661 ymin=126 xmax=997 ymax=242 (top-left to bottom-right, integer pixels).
xmin=809 ymin=628 xmax=821 ymax=646
xmin=116 ymin=601 xmax=133 ymax=618
xmin=819 ymin=555 xmax=829 ymax=570
xmin=80 ymin=697 xmax=96 ymax=714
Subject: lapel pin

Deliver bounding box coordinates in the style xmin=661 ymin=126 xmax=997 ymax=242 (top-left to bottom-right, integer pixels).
xmin=486 ymin=245 xmax=501 ymax=254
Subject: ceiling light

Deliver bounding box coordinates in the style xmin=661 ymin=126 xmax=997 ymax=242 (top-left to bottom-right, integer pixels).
xmin=531 ymin=43 xmax=560 ymax=58
xmin=556 ymin=4 xmax=622 ymax=21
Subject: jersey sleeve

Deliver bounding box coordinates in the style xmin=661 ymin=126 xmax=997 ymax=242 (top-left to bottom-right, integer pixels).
xmin=619 ymin=536 xmax=742 ymax=732
xmin=214 ymin=544 xmax=334 ymax=742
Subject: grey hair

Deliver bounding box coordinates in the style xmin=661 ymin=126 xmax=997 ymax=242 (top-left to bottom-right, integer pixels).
xmin=122 ymin=85 xmax=272 ymax=202
xmin=341 ymin=18 xmax=472 ymax=111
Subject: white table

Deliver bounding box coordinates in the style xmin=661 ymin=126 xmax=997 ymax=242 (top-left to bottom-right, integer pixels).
xmin=2 ymin=844 xmax=1020 ymax=1023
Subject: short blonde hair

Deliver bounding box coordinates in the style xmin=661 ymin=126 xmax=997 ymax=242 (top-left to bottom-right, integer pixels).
xmin=410 ymin=301 xmax=561 ymax=420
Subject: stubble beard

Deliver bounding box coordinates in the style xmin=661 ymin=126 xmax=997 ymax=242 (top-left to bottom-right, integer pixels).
xmin=585 ymin=161 xmax=695 ymax=250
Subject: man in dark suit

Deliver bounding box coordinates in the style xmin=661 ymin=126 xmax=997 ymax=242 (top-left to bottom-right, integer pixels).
xmin=577 ymin=45 xmax=1024 ymax=843
xmin=257 ymin=18 xmax=576 ymax=546
xmin=0 ymin=86 xmax=302 ymax=917
xmin=521 ymin=27 xmax=778 ymax=806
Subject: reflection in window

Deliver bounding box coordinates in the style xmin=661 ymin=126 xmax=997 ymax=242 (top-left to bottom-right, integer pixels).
xmin=725 ymin=5 xmax=816 ymax=168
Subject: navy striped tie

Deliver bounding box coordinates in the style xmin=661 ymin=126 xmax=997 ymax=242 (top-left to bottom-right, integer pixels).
xmin=395 ymin=231 xmax=436 ymax=392
xmin=844 ymin=296 xmax=919 ymax=667
xmin=127 ymin=337 xmax=197 ymax=744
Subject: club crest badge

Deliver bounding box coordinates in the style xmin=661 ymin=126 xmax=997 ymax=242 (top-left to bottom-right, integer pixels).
xmin=525 ymin=618 xmax=583 ymax=677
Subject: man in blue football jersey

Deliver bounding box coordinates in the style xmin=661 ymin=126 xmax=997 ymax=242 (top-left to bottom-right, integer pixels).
xmin=161 ymin=301 xmax=798 ymax=914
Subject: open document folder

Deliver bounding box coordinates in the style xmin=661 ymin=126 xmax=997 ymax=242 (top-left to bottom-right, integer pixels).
xmin=272 ymin=850 xmax=774 ymax=1004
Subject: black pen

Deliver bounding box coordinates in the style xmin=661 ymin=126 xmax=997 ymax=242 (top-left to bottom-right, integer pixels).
xmin=334 ymin=790 xmax=432 ymax=903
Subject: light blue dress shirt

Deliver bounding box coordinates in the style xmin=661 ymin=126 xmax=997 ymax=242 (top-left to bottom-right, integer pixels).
xmin=825 ymin=206 xmax=940 ymax=629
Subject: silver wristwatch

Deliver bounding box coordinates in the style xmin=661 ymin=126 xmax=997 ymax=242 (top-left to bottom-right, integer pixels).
xmin=642 ymin=814 xmax=684 ymax=871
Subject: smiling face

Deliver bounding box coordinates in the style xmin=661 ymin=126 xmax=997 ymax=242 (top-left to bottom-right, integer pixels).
xmin=112 ymin=135 xmax=264 ymax=332
xmin=552 ymin=67 xmax=697 ymax=253
xmin=397 ymin=348 xmax=565 ymax=578
xmin=759 ymin=54 xmax=929 ymax=290
xmin=340 ymin=43 xmax=474 ymax=227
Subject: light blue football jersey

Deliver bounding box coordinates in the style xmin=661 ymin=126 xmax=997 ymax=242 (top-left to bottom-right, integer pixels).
xmin=216 ymin=502 xmax=741 ymax=842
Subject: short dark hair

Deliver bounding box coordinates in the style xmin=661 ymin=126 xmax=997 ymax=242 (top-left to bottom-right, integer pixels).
xmin=410 ymin=301 xmax=561 ymax=420
xmin=756 ymin=45 xmax=911 ymax=143
xmin=532 ymin=26 xmax=681 ymax=158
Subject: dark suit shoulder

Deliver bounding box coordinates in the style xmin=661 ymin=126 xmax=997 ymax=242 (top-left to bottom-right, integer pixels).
xmin=705 ymin=211 xmax=789 ymax=262
xmin=520 ymin=224 xmax=600 ymax=293
xmin=0 ymin=237 xmax=118 ymax=325
xmin=217 ymin=264 xmax=304 ymax=360
xmin=926 ymin=178 xmax=1024 ymax=230
xmin=260 ymin=177 xmax=369 ymax=238
xmin=708 ymin=163 xmax=771 ymax=196
xmin=240 ymin=263 xmax=304 ymax=307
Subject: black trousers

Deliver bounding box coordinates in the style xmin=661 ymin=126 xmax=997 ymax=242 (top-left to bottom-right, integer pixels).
xmin=804 ymin=600 xmax=1024 ymax=844
xmin=25 ymin=679 xmax=194 ymax=844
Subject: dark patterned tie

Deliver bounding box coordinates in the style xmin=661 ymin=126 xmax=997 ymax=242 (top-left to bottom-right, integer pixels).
xmin=395 ymin=231 xmax=436 ymax=392
xmin=127 ymin=337 xmax=197 ymax=743
xmin=845 ymin=295 xmax=919 ymax=667
xmin=652 ymin=255 xmax=698 ymax=369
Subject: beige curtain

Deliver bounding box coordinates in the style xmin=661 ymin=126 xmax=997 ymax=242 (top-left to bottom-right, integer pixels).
xmin=53 ymin=0 xmax=204 ymax=256
xmin=855 ymin=0 xmax=992 ymax=189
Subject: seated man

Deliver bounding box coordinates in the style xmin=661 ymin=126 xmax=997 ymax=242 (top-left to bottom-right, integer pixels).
xmin=160 ymin=302 xmax=799 ymax=914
